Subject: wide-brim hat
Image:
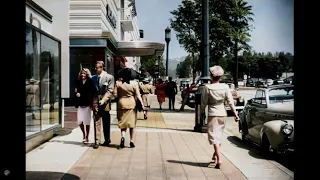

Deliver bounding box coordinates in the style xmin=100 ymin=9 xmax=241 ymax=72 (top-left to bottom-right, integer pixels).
xmin=209 ymin=66 xmax=224 ymax=77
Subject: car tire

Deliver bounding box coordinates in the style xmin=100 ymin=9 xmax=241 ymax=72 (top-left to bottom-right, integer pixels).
xmin=239 ymin=121 xmax=248 ymax=141
xmin=261 ymin=134 xmax=272 ymax=156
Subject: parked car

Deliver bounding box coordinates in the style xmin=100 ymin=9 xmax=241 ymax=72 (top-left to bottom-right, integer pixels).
xmin=283 ymin=76 xmax=294 ymax=84
xmin=272 ymin=78 xmax=285 ymax=85
xmin=246 ymin=78 xmax=258 ymax=87
xmin=224 ymin=83 xmax=245 ymax=114
xmin=180 ymin=80 xmax=189 ymax=91
xmin=238 ymin=84 xmax=294 ymax=155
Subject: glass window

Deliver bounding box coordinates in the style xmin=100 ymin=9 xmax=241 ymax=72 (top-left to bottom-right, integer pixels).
xmin=268 ymin=86 xmax=294 ymax=104
xmin=40 ymin=34 xmax=60 ymax=130
xmin=253 ymin=90 xmax=263 ymax=104
xmin=26 ymin=26 xmax=41 ymax=136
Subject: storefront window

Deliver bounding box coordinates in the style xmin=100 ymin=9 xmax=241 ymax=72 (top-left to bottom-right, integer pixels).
xmin=26 ymin=26 xmax=41 ymax=136
xmin=26 ymin=24 xmax=61 ymax=138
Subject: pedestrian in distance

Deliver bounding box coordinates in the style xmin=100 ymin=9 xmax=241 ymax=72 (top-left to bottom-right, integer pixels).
xmin=166 ymin=77 xmax=178 ymax=110
xmin=74 ymin=68 xmax=97 ymax=143
xmin=139 ymin=78 xmax=153 ymax=119
xmin=92 ymin=61 xmax=115 ymax=149
xmin=113 ymin=68 xmax=145 ymax=148
xmin=200 ymin=65 xmax=240 ymax=169
xmin=155 ymin=78 xmax=166 ymax=110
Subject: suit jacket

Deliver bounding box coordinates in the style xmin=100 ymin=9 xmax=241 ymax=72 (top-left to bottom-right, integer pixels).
xmin=94 ymin=71 xmax=114 ymax=112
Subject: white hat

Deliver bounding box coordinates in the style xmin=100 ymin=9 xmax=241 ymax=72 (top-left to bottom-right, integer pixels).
xmin=209 ymin=66 xmax=224 ymax=77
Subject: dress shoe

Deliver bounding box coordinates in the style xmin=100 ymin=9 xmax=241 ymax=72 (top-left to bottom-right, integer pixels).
xmin=101 ymin=139 xmax=111 ymax=146
xmin=130 ymin=142 xmax=135 ymax=148
xmin=93 ymin=143 xmax=99 ymax=149
xmin=120 ymin=137 xmax=125 ymax=148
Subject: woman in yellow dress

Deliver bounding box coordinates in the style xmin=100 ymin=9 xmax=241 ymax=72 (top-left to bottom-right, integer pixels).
xmin=113 ymin=69 xmax=145 ymax=148
xmin=139 ymin=78 xmax=153 ymax=119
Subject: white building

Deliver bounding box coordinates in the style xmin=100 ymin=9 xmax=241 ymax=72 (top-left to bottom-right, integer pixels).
xmin=68 ymin=0 xmax=164 ymax=103
xmin=25 ymin=0 xmax=164 ymax=151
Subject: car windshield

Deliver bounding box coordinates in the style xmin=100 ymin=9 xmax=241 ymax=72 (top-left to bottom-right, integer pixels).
xmin=268 ymin=86 xmax=294 ymax=104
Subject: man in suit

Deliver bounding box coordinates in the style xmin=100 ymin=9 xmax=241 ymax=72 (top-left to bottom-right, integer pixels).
xmin=93 ymin=61 xmax=114 ymax=149
xmin=166 ymin=77 xmax=178 ymax=110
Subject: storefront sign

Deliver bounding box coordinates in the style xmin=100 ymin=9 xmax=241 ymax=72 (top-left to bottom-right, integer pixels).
xmin=106 ymin=4 xmax=117 ymax=29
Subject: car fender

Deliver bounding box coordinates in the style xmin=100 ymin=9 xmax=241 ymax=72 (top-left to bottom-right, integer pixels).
xmin=260 ymin=120 xmax=294 ymax=150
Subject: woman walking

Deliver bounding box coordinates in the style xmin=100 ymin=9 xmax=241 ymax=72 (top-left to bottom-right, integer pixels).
xmin=113 ymin=69 xmax=145 ymax=148
xmin=201 ymin=66 xmax=240 ymax=168
xmin=75 ymin=68 xmax=97 ymax=143
xmin=139 ymin=78 xmax=153 ymax=119
xmin=155 ymin=78 xmax=166 ymax=110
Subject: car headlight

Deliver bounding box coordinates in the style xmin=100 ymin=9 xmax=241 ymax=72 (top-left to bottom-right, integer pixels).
xmin=282 ymin=124 xmax=293 ymax=135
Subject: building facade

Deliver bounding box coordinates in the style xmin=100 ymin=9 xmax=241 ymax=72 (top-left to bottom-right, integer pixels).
xmin=25 ymin=0 xmax=63 ymax=152
xmin=67 ymin=0 xmax=164 ymax=103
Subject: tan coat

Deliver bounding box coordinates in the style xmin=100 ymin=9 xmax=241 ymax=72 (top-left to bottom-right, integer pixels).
xmin=201 ymin=83 xmax=235 ymax=117
xmin=26 ymin=83 xmax=40 ymax=107
xmin=113 ymin=80 xmax=141 ymax=110
xmin=139 ymin=83 xmax=153 ymax=107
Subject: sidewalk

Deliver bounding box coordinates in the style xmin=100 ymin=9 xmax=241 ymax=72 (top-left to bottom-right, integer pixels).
xmin=26 ymin=95 xmax=293 ymax=180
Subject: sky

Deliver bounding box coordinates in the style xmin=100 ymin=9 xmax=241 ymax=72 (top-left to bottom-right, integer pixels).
xmin=135 ymin=0 xmax=294 ymax=59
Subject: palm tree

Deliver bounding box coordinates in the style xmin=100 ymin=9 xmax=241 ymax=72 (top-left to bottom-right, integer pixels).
xmin=227 ymin=0 xmax=254 ymax=87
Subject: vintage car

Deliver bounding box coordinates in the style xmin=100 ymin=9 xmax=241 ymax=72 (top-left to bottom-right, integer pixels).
xmin=224 ymin=83 xmax=245 ymax=114
xmin=238 ymin=84 xmax=294 ymax=154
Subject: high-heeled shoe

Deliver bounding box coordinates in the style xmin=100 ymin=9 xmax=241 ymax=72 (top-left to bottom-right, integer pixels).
xmin=215 ymin=162 xmax=222 ymax=169
xmin=144 ymin=114 xmax=147 ymax=120
xmin=120 ymin=137 xmax=125 ymax=148
xmin=130 ymin=142 xmax=135 ymax=148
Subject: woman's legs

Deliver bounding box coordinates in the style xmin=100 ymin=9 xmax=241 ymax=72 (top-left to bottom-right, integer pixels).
xmin=79 ymin=122 xmax=85 ymax=141
xmin=120 ymin=128 xmax=126 ymax=148
xmin=129 ymin=128 xmax=135 ymax=148
xmin=159 ymin=102 xmax=163 ymax=110
xmin=85 ymin=125 xmax=90 ymax=142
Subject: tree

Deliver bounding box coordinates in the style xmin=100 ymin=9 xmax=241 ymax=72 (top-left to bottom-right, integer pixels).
xmin=176 ymin=55 xmax=192 ymax=78
xmin=140 ymin=55 xmax=165 ymax=78
xmin=170 ymin=0 xmax=254 ymax=79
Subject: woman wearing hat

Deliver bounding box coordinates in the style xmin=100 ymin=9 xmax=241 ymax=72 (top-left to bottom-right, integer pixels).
xmin=201 ymin=65 xmax=240 ymax=168
xmin=139 ymin=78 xmax=153 ymax=119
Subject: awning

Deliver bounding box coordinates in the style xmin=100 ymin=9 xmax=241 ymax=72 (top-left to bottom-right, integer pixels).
xmin=101 ymin=31 xmax=164 ymax=56
xmin=116 ymin=41 xmax=165 ymax=57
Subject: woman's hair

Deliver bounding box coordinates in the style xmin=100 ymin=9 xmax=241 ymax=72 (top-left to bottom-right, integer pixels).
xmin=157 ymin=78 xmax=163 ymax=83
xmin=118 ymin=68 xmax=131 ymax=83
xmin=77 ymin=68 xmax=91 ymax=80
xmin=209 ymin=65 xmax=224 ymax=82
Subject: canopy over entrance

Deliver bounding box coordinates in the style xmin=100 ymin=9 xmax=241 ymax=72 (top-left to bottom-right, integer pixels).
xmin=101 ymin=31 xmax=164 ymax=57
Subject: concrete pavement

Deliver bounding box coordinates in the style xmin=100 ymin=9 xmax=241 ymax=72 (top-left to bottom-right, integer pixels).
xmin=26 ymin=94 xmax=293 ymax=180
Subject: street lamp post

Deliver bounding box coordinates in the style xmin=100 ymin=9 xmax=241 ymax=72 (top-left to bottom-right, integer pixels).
xmin=165 ymin=27 xmax=171 ymax=79
xmin=194 ymin=0 xmax=210 ymax=133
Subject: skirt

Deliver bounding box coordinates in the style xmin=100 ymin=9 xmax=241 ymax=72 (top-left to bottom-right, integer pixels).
xmin=118 ymin=109 xmax=137 ymax=129
xmin=142 ymin=94 xmax=150 ymax=108
xmin=207 ymin=116 xmax=227 ymax=145
xmin=77 ymin=106 xmax=92 ymax=125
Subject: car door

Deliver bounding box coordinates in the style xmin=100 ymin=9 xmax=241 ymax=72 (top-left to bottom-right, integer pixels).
xmin=253 ymin=91 xmax=268 ymax=144
xmin=247 ymin=90 xmax=264 ymax=143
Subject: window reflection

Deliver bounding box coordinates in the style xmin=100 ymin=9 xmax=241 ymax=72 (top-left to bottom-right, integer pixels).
xmin=40 ymin=34 xmax=60 ymax=130
xmin=26 ymin=24 xmax=61 ymax=138
xmin=26 ymin=26 xmax=41 ymax=136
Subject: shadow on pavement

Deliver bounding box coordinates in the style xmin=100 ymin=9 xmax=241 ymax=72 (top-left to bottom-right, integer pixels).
xmin=227 ymin=136 xmax=294 ymax=171
xmin=53 ymin=128 xmax=73 ymax=136
xmin=148 ymin=108 xmax=195 ymax=114
xmin=26 ymin=171 xmax=80 ymax=180
xmin=167 ymin=160 xmax=212 ymax=168
xmin=49 ymin=140 xmax=90 ymax=147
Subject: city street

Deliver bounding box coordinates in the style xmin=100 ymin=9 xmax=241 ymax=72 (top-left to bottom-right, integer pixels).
xmin=26 ymin=91 xmax=293 ymax=180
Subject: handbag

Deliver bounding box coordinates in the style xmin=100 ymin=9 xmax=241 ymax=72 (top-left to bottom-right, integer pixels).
xmin=135 ymin=97 xmax=143 ymax=112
